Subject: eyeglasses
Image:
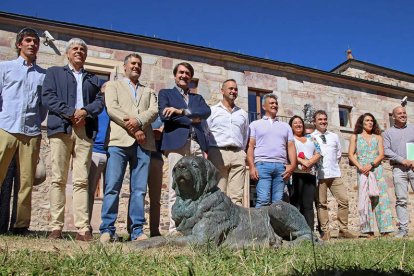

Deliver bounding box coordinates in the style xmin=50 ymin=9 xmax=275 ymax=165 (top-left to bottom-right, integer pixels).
xmin=320 ymin=134 xmax=327 ymax=144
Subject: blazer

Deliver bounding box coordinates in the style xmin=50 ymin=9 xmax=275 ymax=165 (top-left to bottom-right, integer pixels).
xmin=105 ymin=79 xmax=158 ymax=152
xmin=42 ymin=65 xmax=103 ymax=139
xmin=158 ymin=87 xmax=211 ymax=152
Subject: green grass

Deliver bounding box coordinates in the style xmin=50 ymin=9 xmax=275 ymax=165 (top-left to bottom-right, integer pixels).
xmin=0 ymin=237 xmax=413 ymax=275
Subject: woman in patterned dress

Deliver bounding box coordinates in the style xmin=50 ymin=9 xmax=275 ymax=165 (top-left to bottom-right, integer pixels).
xmin=348 ymin=113 xmax=394 ymax=237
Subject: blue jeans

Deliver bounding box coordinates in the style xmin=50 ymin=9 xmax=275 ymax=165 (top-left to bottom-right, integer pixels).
xmin=100 ymin=143 xmax=150 ymax=240
xmin=255 ymin=161 xmax=286 ymax=207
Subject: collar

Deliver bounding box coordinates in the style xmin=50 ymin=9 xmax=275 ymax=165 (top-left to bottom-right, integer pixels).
xmin=17 ymin=56 xmax=36 ymax=67
xmin=313 ymin=129 xmax=331 ymax=135
xmin=394 ymin=123 xmax=408 ymax=129
xmin=217 ymin=101 xmax=239 ymax=112
xmin=124 ymin=78 xmax=142 ymax=87
xmin=262 ymin=115 xmax=278 ymax=121
xmin=175 ymin=85 xmax=190 ymax=96
xmin=68 ymin=63 xmax=84 ymax=74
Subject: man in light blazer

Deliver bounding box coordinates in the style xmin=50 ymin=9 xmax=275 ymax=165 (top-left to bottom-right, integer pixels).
xmin=99 ymin=53 xmax=158 ymax=242
xmin=158 ymin=62 xmax=211 ymax=234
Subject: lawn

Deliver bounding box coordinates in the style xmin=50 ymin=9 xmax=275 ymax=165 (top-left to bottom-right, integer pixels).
xmin=0 ymin=234 xmax=413 ymax=275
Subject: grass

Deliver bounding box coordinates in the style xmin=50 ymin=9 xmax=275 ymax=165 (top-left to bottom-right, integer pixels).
xmin=0 ymin=235 xmax=413 ymax=275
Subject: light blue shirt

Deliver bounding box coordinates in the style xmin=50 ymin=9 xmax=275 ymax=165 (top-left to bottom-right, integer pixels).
xmin=125 ymin=78 xmax=140 ymax=99
xmin=68 ymin=64 xmax=84 ymax=109
xmin=0 ymin=56 xmax=46 ymax=136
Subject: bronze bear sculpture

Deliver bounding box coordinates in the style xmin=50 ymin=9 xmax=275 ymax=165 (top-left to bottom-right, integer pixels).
xmin=135 ymin=156 xmax=314 ymax=249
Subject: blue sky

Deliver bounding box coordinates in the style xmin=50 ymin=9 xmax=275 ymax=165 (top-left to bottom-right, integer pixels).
xmin=1 ymin=0 xmax=413 ymax=74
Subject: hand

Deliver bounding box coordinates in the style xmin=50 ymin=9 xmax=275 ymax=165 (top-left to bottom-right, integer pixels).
xmin=124 ymin=117 xmax=140 ymax=133
xmin=72 ymin=109 xmax=87 ymax=127
xmin=282 ymin=164 xmax=294 ymax=181
xmin=153 ymin=129 xmax=163 ymax=141
xmin=133 ymin=130 xmax=146 ymax=144
xmin=358 ymin=164 xmax=372 ymax=176
xmin=191 ymin=117 xmax=201 ymax=124
xmin=162 ymin=107 xmax=182 ymax=118
xmin=300 ymin=159 xmax=312 ymax=168
xmin=249 ymin=166 xmax=259 ymax=181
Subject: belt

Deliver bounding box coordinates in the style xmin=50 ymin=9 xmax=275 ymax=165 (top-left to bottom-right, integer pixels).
xmin=217 ymin=146 xmax=241 ymax=151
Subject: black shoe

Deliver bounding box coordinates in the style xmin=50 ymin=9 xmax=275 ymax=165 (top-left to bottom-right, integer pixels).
xmin=11 ymin=227 xmax=31 ymax=236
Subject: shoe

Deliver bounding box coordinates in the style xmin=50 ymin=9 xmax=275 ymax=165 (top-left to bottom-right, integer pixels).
xmin=100 ymin=232 xmax=112 ymax=243
xmin=394 ymin=230 xmax=408 ymax=238
xmin=75 ymin=231 xmax=93 ymax=242
xmin=364 ymin=232 xmax=375 ymax=239
xmin=380 ymin=232 xmax=392 ymax=238
xmin=132 ymin=233 xmax=148 ymax=242
xmin=11 ymin=227 xmax=31 ymax=236
xmin=320 ymin=231 xmax=330 ymax=241
xmin=338 ymin=229 xmax=359 ymax=239
xmin=48 ymin=229 xmax=63 ymax=240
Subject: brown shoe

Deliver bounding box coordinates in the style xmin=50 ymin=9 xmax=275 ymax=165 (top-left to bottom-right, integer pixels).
xmin=338 ymin=229 xmax=359 ymax=239
xmin=75 ymin=231 xmax=93 ymax=242
xmin=48 ymin=229 xmax=63 ymax=240
xmin=320 ymin=231 xmax=330 ymax=241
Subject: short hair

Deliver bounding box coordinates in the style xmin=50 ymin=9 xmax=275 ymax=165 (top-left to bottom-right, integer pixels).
xmin=261 ymin=93 xmax=278 ymax=106
xmin=313 ymin=110 xmax=328 ymax=121
xmin=222 ymin=79 xmax=237 ymax=89
xmin=289 ymin=115 xmax=306 ymax=136
xmin=353 ymin=113 xmax=382 ymax=135
xmin=15 ymin=27 xmax=40 ymax=56
xmin=173 ymin=62 xmax=194 ymax=78
xmin=304 ymin=123 xmax=315 ymax=130
xmin=124 ymin=53 xmax=142 ymax=65
xmin=65 ymin=38 xmax=88 ymax=54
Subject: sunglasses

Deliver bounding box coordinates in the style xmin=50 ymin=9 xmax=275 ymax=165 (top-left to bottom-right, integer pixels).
xmin=320 ymin=134 xmax=327 ymax=144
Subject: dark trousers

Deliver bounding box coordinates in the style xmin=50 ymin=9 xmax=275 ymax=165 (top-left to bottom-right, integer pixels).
xmin=0 ymin=158 xmax=19 ymax=233
xmin=290 ymin=173 xmax=316 ymax=231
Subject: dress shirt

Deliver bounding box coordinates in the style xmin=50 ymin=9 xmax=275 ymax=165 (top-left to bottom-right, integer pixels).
xmin=383 ymin=123 xmax=414 ymax=165
xmin=0 ymin=56 xmax=46 ymax=136
xmin=68 ymin=64 xmax=84 ymax=109
xmin=249 ymin=116 xmax=293 ymax=164
xmin=311 ymin=129 xmax=342 ymax=179
xmin=207 ymin=102 xmax=248 ymax=149
xmin=125 ymin=78 xmax=141 ymax=99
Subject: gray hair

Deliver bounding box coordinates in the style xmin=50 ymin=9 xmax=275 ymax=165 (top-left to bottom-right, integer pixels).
xmin=262 ymin=93 xmax=278 ymax=106
xmin=65 ymin=38 xmax=88 ymax=53
xmin=124 ymin=53 xmax=142 ymax=65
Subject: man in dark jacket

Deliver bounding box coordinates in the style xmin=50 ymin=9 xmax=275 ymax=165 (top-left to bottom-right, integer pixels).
xmin=158 ymin=62 xmax=211 ymax=234
xmin=42 ymin=38 xmax=103 ymax=241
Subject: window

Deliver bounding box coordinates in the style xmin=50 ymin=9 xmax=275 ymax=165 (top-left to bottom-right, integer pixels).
xmin=339 ymin=106 xmax=352 ymax=128
xmin=248 ymin=89 xmax=271 ymax=122
xmin=189 ymin=78 xmax=199 ymax=93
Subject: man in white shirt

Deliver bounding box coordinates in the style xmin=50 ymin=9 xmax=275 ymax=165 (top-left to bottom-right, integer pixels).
xmin=207 ymin=79 xmax=249 ymax=206
xmin=311 ymin=110 xmax=358 ymax=240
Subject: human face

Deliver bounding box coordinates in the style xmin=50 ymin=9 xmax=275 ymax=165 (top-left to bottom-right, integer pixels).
xmin=124 ymin=56 xmax=142 ymax=82
xmin=66 ymin=43 xmax=87 ymax=69
xmin=174 ymin=65 xmax=192 ymax=89
xmin=314 ymin=113 xmax=328 ymax=133
xmin=18 ymin=35 xmax=39 ymax=62
xmin=263 ymin=97 xmax=278 ymax=118
xmin=221 ymin=81 xmax=238 ymax=103
xmin=362 ymin=115 xmax=374 ymax=133
xmin=291 ymin=118 xmax=304 ymax=136
xmin=393 ymin=107 xmax=407 ymax=127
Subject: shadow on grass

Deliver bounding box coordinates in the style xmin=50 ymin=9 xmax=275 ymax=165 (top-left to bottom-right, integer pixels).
xmin=308 ymin=268 xmax=411 ymax=276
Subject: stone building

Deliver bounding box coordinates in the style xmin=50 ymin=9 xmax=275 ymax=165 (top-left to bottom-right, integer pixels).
xmin=0 ymin=11 xmax=413 ymax=235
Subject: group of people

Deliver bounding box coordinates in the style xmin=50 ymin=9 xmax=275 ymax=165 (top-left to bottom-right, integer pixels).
xmin=0 ymin=28 xmax=413 ymax=243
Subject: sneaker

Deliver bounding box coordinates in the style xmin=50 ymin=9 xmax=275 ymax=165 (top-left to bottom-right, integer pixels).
xmin=132 ymin=233 xmax=148 ymax=242
xmin=338 ymin=229 xmax=359 ymax=239
xmin=394 ymin=230 xmax=408 ymax=238
xmin=320 ymin=231 xmax=330 ymax=241
xmin=100 ymin=232 xmax=113 ymax=243
xmin=48 ymin=229 xmax=63 ymax=240
xmin=75 ymin=231 xmax=94 ymax=242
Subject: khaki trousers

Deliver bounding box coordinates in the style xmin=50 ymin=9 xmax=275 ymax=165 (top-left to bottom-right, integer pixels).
xmin=165 ymin=139 xmax=203 ymax=233
xmin=0 ymin=129 xmax=40 ymax=228
xmin=49 ymin=127 xmax=92 ymax=232
xmin=207 ymin=147 xmax=246 ymax=206
xmin=316 ymin=177 xmax=349 ymax=232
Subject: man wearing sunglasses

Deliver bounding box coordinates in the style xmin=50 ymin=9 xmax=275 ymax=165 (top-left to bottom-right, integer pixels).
xmin=0 ymin=27 xmax=46 ymax=235
xmin=312 ymin=110 xmax=358 ymax=240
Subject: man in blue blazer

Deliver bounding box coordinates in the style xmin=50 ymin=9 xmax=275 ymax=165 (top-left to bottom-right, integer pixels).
xmin=158 ymin=62 xmax=211 ymax=234
xmin=42 ymin=38 xmax=103 ymax=241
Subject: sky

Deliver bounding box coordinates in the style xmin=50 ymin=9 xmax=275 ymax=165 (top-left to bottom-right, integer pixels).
xmin=1 ymin=0 xmax=413 ymax=74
